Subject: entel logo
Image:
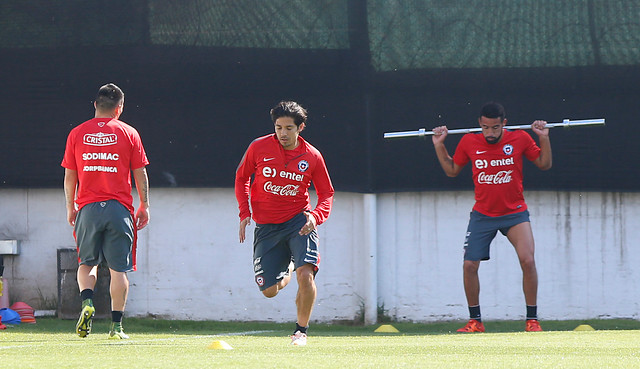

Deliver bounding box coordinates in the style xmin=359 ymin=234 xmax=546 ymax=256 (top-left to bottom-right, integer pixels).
xmin=475 ymin=157 xmax=514 ymax=169
xmin=83 ymin=132 xmax=117 ymax=146
xmin=262 ymin=166 xmax=304 ymax=182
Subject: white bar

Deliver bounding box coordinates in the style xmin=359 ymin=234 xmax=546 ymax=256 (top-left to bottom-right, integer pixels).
xmin=383 ymin=118 xmax=605 ymax=139
xmin=0 ymin=240 xmax=19 ymax=255
xmin=34 ymin=310 xmax=57 ymax=317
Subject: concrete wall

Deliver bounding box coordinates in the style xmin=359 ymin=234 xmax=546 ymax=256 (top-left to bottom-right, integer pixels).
xmin=376 ymin=191 xmax=640 ymax=321
xmin=0 ymin=188 xmax=638 ymax=322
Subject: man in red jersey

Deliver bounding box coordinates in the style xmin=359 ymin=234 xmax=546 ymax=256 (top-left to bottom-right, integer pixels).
xmin=432 ymin=102 xmax=551 ymax=333
xmin=235 ymin=101 xmax=334 ymax=346
xmin=61 ymin=83 xmax=149 ymax=340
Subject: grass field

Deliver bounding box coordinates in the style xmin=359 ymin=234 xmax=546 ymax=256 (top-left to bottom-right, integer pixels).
xmin=1 ymin=318 xmax=639 ymax=368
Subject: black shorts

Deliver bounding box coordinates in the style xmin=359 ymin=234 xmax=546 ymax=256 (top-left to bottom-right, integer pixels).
xmin=463 ymin=209 xmax=530 ymax=261
xmin=74 ymin=200 xmax=134 ymax=272
xmin=252 ymin=212 xmax=320 ymax=291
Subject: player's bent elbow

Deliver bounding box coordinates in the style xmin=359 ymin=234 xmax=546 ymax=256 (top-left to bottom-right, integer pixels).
xmin=444 ymin=166 xmax=462 ymax=177
xmin=445 ymin=171 xmax=459 ymax=178
xmin=538 ymin=161 xmax=552 ymax=171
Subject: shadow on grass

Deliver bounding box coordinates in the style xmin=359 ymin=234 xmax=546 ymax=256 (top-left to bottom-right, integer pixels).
xmin=6 ymin=317 xmax=640 ymax=337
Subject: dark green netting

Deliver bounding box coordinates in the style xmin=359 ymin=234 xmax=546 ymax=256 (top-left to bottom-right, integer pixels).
xmin=2 ymin=1 xmax=639 ymax=68
xmin=148 ymin=0 xmax=349 ymax=49
xmin=0 ymin=1 xmax=148 ymax=47
xmin=1 ymin=1 xmax=639 ymax=190
xmin=368 ymin=0 xmax=640 ymax=70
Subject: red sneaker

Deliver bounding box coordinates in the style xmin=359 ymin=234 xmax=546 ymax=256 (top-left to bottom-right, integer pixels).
xmin=457 ymin=319 xmax=485 ymax=333
xmin=526 ymin=319 xmax=543 ymax=332
xmin=0 ymin=316 xmax=6 ymax=330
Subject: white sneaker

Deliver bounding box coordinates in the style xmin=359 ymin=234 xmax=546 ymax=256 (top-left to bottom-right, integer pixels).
xmin=290 ymin=331 xmax=307 ymax=346
xmin=108 ymin=323 xmax=130 ymax=339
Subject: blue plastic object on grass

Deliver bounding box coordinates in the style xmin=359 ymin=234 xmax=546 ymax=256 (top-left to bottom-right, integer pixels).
xmin=0 ymin=308 xmax=21 ymax=324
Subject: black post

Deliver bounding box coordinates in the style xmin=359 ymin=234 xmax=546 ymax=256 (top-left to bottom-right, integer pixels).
xmin=347 ymin=0 xmax=375 ymax=192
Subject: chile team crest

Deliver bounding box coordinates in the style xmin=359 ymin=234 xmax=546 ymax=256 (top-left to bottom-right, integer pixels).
xmin=503 ymin=144 xmax=513 ymax=155
xmin=298 ymin=160 xmax=309 ymax=172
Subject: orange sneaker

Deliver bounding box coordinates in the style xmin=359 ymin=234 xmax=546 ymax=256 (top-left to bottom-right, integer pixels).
xmin=526 ymin=319 xmax=543 ymax=332
xmin=457 ymin=319 xmax=485 ymax=333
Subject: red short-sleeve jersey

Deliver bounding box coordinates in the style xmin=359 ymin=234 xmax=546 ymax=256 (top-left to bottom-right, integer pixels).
xmin=61 ymin=118 xmax=149 ymax=213
xmin=235 ymin=134 xmax=334 ymax=225
xmin=453 ymin=130 xmax=540 ymax=216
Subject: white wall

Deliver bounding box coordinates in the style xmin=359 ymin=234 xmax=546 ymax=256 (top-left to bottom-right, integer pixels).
xmin=376 ymin=191 xmax=640 ymax=321
xmin=0 ymin=188 xmax=638 ymax=322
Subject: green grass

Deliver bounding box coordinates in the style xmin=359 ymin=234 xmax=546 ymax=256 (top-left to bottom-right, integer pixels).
xmin=2 ymin=318 xmax=640 ymax=368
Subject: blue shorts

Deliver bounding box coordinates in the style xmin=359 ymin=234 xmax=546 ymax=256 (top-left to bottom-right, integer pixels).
xmin=74 ymin=200 xmax=134 ymax=272
xmin=252 ymin=212 xmax=320 ymax=291
xmin=463 ymin=209 xmax=530 ymax=261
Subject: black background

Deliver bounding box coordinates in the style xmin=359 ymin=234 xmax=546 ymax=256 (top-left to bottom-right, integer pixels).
xmin=1 ymin=46 xmax=637 ymax=192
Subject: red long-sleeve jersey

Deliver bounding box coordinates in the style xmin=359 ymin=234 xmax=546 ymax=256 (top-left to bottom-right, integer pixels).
xmin=235 ymin=134 xmax=334 ymax=225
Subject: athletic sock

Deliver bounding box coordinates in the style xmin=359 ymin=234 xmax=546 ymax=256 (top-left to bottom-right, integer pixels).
xmin=80 ymin=289 xmax=94 ymax=302
xmin=112 ymin=311 xmax=124 ymax=324
xmin=80 ymin=289 xmax=94 ymax=308
xmin=469 ymin=305 xmax=481 ymax=322
xmin=526 ymin=305 xmax=538 ymax=320
xmin=295 ymin=323 xmax=308 ymax=334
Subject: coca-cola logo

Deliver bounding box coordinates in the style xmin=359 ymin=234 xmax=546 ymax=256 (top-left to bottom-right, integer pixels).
xmin=264 ymin=181 xmax=300 ymax=196
xmin=477 ymin=170 xmax=513 ymax=184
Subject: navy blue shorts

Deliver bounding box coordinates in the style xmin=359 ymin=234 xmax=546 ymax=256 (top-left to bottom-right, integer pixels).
xmin=252 ymin=212 xmax=320 ymax=291
xmin=74 ymin=200 xmax=134 ymax=272
xmin=463 ymin=209 xmax=530 ymax=261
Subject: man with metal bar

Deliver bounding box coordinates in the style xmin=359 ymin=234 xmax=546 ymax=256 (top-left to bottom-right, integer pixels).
xmin=431 ymin=102 xmax=551 ymax=333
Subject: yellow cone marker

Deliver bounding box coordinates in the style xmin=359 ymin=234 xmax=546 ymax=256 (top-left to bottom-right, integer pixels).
xmin=208 ymin=340 xmax=233 ymax=350
xmin=574 ymin=324 xmax=595 ymax=331
xmin=374 ymin=324 xmax=400 ymax=333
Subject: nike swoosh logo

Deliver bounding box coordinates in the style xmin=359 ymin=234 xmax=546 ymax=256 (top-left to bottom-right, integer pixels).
xmin=263 ymin=158 xmax=275 ymax=161
xmin=476 ymin=150 xmax=487 ymax=154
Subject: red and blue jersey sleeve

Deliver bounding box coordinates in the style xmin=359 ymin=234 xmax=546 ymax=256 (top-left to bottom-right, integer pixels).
xmin=235 ymin=139 xmax=257 ymax=221
xmin=307 ymin=147 xmax=334 ymax=226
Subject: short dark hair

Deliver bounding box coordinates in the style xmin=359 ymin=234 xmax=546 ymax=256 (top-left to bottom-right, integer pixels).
xmin=270 ymin=101 xmax=308 ymax=126
xmin=480 ymin=102 xmax=505 ymax=120
xmin=95 ymin=83 xmax=124 ymax=111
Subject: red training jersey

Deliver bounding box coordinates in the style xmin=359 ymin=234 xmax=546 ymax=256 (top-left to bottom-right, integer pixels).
xmin=61 ymin=118 xmax=149 ymax=214
xmin=452 ymin=130 xmax=541 ymax=217
xmin=235 ymin=134 xmax=334 ymax=225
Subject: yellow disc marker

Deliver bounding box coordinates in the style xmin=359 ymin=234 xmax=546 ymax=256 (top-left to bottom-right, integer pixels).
xmin=574 ymin=324 xmax=596 ymax=331
xmin=208 ymin=340 xmax=234 ymax=350
xmin=374 ymin=324 xmax=400 ymax=333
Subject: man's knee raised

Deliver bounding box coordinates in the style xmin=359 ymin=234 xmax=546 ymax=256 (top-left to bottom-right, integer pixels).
xmin=262 ymin=286 xmax=279 ymax=298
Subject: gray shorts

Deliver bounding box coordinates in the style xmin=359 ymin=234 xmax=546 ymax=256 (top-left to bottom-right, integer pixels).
xmin=252 ymin=212 xmax=320 ymax=291
xmin=74 ymin=200 xmax=134 ymax=272
xmin=463 ymin=209 xmax=530 ymax=261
